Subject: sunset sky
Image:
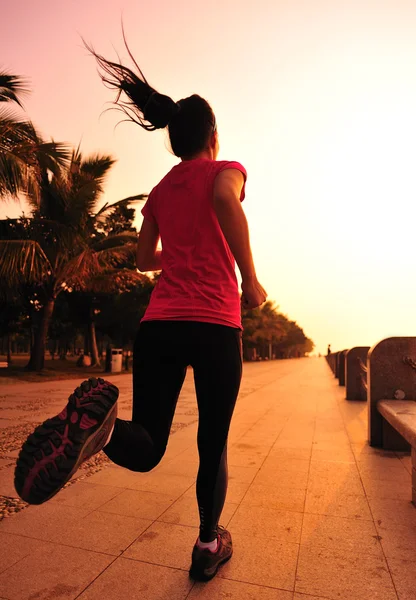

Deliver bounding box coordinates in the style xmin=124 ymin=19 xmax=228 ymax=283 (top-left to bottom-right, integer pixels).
xmin=2 ymin=0 xmax=416 ymax=355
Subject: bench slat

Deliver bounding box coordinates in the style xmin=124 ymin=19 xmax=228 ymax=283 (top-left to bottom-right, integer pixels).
xmin=378 ymin=400 xmax=416 ymax=447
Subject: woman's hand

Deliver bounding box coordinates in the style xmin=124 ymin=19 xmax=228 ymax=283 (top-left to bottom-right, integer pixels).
xmin=241 ymin=276 xmax=267 ymax=309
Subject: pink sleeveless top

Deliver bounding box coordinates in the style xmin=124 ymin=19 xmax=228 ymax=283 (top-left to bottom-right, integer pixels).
xmin=140 ymin=158 xmax=247 ymax=329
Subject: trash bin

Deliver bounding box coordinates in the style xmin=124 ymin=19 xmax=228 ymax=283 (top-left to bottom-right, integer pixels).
xmin=110 ymin=349 xmax=123 ymax=373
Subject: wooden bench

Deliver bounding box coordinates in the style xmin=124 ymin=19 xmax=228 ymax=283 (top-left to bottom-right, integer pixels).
xmin=368 ymin=337 xmax=416 ymax=503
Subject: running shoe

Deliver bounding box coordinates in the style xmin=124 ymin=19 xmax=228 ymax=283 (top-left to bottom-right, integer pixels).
xmin=189 ymin=526 xmax=233 ymax=581
xmin=14 ymin=377 xmax=118 ymax=505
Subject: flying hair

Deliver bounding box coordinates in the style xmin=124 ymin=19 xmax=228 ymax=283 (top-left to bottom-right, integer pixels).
xmin=83 ymin=31 xmax=179 ymax=131
xmin=83 ymin=28 xmax=217 ymax=158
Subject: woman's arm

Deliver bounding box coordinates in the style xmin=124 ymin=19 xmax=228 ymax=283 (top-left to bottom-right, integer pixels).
xmin=213 ymin=169 xmax=267 ymax=309
xmin=136 ymin=218 xmax=162 ymax=272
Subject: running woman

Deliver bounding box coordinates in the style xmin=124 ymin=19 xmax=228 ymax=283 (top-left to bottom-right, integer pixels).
xmin=14 ymin=42 xmax=267 ymax=581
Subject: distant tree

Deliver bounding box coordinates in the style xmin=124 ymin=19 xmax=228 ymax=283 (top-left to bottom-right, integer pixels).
xmin=242 ymin=302 xmax=314 ymax=359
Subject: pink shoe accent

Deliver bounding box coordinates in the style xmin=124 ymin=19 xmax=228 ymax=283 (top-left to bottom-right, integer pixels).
xmin=58 ymin=407 xmax=67 ymax=420
xmin=79 ymin=414 xmax=98 ymax=430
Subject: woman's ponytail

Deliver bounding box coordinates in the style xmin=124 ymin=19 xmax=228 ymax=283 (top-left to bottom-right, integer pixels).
xmin=85 ymin=40 xmax=179 ymax=131
xmin=85 ymin=35 xmax=216 ymax=158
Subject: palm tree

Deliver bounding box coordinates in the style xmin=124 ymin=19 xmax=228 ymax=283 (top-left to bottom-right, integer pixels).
xmin=0 ymin=147 xmax=145 ymax=370
xmin=0 ymin=70 xmax=69 ymax=203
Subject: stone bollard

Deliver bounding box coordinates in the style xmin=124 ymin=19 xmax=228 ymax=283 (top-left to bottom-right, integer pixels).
xmin=368 ymin=337 xmax=416 ymax=447
xmin=338 ymin=350 xmax=348 ymax=386
xmin=335 ymin=352 xmax=341 ymax=379
xmin=346 ymin=347 xmax=370 ymax=400
xmin=326 ymin=352 xmax=339 ymax=376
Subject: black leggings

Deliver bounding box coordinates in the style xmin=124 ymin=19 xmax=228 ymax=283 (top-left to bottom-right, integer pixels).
xmin=104 ymin=320 xmax=242 ymax=542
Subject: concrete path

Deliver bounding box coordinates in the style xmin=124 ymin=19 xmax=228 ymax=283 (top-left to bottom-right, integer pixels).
xmin=0 ymin=358 xmax=415 ymax=600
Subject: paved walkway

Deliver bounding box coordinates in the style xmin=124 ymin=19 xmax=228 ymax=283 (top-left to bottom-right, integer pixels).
xmin=0 ymin=358 xmax=415 ymax=600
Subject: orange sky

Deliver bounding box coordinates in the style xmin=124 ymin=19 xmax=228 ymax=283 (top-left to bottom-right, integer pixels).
xmin=2 ymin=0 xmax=416 ymax=355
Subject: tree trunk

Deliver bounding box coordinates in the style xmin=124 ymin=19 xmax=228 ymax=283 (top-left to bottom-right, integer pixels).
xmin=26 ymin=298 xmax=55 ymax=371
xmin=88 ymin=319 xmax=101 ymax=367
xmin=7 ymin=334 xmax=12 ymax=366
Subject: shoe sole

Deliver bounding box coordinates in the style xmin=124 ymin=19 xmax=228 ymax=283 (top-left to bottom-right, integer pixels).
xmin=14 ymin=377 xmax=118 ymax=505
xmin=189 ymin=549 xmax=233 ymax=582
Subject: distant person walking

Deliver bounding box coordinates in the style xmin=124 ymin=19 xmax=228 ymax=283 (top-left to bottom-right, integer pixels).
xmin=327 ymin=344 xmax=331 ymax=355
xmin=14 ymin=38 xmax=267 ymax=582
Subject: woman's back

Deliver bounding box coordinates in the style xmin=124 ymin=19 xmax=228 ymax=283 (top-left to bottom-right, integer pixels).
xmin=141 ymin=159 xmax=246 ymax=329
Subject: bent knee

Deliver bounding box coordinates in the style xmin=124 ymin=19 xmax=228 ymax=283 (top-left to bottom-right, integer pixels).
xmin=129 ymin=451 xmax=165 ymax=473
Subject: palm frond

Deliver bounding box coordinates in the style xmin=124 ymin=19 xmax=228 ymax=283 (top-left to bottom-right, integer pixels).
xmin=0 ymin=240 xmax=51 ymax=289
xmin=94 ymin=194 xmax=147 ymax=224
xmin=0 ymin=73 xmax=30 ymax=108
xmin=0 ymin=110 xmax=70 ymax=203
xmin=59 ymin=242 xmax=137 ymax=289
xmin=74 ymin=268 xmax=146 ymax=293
xmin=89 ymin=232 xmax=138 ymax=251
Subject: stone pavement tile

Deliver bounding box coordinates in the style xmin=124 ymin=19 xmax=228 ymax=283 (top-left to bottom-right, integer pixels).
xmin=353 ymin=451 xmax=403 ymax=468
xmin=0 ymin=540 xmax=113 ymax=600
xmin=307 ymin=475 xmax=365 ymax=498
xmin=387 ymin=557 xmax=416 ymax=600
xmin=240 ymin=434 xmax=278 ymax=446
xmin=85 ymin=464 xmax=151 ymax=488
xmin=77 ymin=557 xmax=192 ymax=600
xmin=0 ymin=532 xmax=43 ymax=575
xmin=376 ymin=522 xmax=416 ymax=559
xmin=48 ymin=481 xmax=123 ymax=510
xmin=123 ymin=521 xmax=197 ymax=570
xmin=241 ymin=482 xmax=306 ymax=513
xmin=228 ymin=465 xmax=259 ymax=484
xmin=357 ymin=464 xmax=411 ymax=484
xmin=231 ymin=442 xmax=271 ymax=455
xmin=189 ymin=578 xmax=293 ymax=600
xmin=295 ymin=546 xmax=397 ymax=600
xmin=0 ymin=503 xmax=90 ymax=541
xmin=228 ymin=504 xmax=302 ymax=544
xmin=227 ymin=453 xmax=266 ymax=468
xmin=309 ymin=460 xmax=358 ymax=477
xmin=362 ymin=478 xmax=411 ymax=501
xmin=396 ymin=452 xmax=412 ymax=473
xmin=0 ymin=502 xmax=152 ymax=555
xmin=253 ymin=466 xmax=309 ymax=489
xmin=301 ymin=513 xmax=383 ymax=557
xmin=268 ymin=448 xmax=312 ymax=461
xmin=369 ymin=497 xmax=416 ymax=529
xmin=310 ymin=448 xmax=355 ymax=463
xmin=273 ymin=439 xmax=313 ymax=451
xmin=98 ymin=489 xmax=177 ymax=520
xmin=157 ymin=459 xmax=198 ymax=478
xmin=219 ymin=532 xmax=298 ymax=590
xmin=312 ymin=440 xmax=351 ymax=452
xmin=124 ymin=471 xmax=195 ymax=496
xmin=262 ymin=456 xmax=310 ymax=473
xmin=52 ymin=510 xmax=153 ymax=555
xmin=304 ymin=488 xmax=372 ymax=520
xmin=293 ymin=595 xmax=329 ymax=600
xmin=173 ymin=444 xmax=199 ymax=462
xmin=158 ymin=495 xmax=238 ymax=528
